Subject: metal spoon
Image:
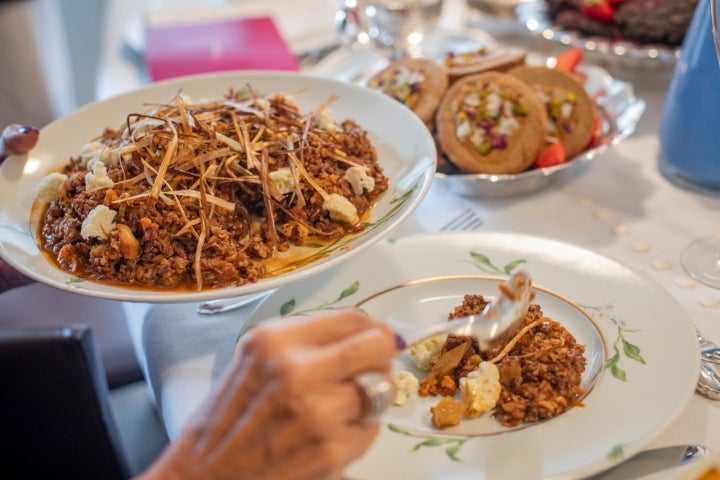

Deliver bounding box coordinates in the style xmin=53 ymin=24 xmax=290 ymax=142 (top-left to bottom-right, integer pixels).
xmin=403 ymin=270 xmax=534 ymax=351
xmin=355 ymin=271 xmax=534 ymax=422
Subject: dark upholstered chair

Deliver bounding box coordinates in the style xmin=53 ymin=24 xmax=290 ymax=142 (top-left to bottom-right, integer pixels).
xmin=0 ymin=325 xmax=132 ymax=479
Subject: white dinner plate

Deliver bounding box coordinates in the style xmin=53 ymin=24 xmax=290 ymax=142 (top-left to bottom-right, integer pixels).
xmin=247 ymin=232 xmax=700 ymax=479
xmin=0 ymin=71 xmax=436 ymax=303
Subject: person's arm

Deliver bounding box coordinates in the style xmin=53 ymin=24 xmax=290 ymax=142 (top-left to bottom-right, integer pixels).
xmin=0 ymin=124 xmax=39 ymax=293
xmin=139 ymin=310 xmax=401 ymax=480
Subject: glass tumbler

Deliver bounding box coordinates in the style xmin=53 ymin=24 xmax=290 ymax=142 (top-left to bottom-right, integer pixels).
xmin=336 ymin=0 xmax=445 ymax=57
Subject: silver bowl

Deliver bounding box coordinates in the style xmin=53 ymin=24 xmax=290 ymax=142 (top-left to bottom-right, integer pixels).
xmin=435 ymin=60 xmax=646 ymax=198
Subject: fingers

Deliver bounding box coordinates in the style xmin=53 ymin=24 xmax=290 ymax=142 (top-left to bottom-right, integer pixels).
xmin=286 ymin=380 xmax=367 ymax=429
xmin=250 ymin=310 xmax=400 ymax=377
xmin=313 ymin=326 xmax=398 ymax=381
xmin=162 ymin=311 xmax=396 ymax=480
xmin=0 ymin=260 xmax=33 ymax=294
xmin=212 ymin=415 xmax=379 ymax=480
xmin=263 ymin=423 xmax=378 ymax=480
xmin=0 ymin=124 xmax=39 ymax=162
xmin=260 ymin=308 xmax=395 ymax=347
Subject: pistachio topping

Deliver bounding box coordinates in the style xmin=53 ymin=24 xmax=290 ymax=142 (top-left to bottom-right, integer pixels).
xmin=452 ymin=83 xmax=528 ymax=155
xmin=535 ymin=86 xmax=578 ymax=140
xmin=368 ymin=66 xmax=425 ymax=105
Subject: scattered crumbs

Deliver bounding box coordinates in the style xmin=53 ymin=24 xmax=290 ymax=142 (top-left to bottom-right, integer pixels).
xmin=579 ymin=197 xmax=594 ymax=207
xmin=675 ymin=277 xmax=697 ymax=289
xmin=699 ymin=297 xmax=720 ymax=309
xmin=593 ymin=208 xmax=614 ymax=221
xmin=631 ymin=241 xmax=651 ymax=253
xmin=650 ymin=259 xmax=672 ymax=271
xmin=612 ymin=224 xmax=631 ymax=236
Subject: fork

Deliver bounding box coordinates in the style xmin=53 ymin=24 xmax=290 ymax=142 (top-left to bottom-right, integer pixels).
xmin=697 ymin=329 xmax=720 ymax=363
xmin=696 ymin=329 xmax=720 ymax=400
xmin=440 ymin=208 xmax=483 ymax=232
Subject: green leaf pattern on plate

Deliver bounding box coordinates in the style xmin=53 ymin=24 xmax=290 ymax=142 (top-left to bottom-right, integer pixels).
xmin=581 ymin=303 xmax=646 ymax=382
xmin=607 ymin=443 xmax=625 ymax=461
xmin=466 ymin=251 xmax=527 ymax=275
xmin=279 ymin=281 xmax=360 ymax=317
xmin=364 ymin=183 xmax=419 ymax=230
xmin=580 ymin=304 xmax=646 ymax=462
xmin=388 ymin=424 xmax=469 ymax=462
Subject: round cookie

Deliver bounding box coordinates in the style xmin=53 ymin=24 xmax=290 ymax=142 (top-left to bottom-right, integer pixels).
xmin=367 ymin=58 xmax=449 ymax=128
xmin=509 ymin=65 xmax=595 ymax=158
xmin=444 ymin=46 xmax=528 ymax=82
xmin=435 ymin=72 xmax=547 ymax=175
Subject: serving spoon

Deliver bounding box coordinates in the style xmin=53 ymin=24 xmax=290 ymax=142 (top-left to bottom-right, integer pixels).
xmin=402 ymin=270 xmax=534 ymax=352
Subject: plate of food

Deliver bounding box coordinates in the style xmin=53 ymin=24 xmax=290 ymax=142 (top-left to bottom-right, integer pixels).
xmin=516 ymin=0 xmax=696 ymax=65
xmin=312 ymin=39 xmax=645 ymax=198
xmin=0 ymin=71 xmax=436 ymax=303
xmin=245 ymin=231 xmax=700 ymax=479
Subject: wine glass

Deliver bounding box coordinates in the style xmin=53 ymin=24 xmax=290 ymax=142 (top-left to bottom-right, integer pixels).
xmin=672 ymin=0 xmax=720 ymax=289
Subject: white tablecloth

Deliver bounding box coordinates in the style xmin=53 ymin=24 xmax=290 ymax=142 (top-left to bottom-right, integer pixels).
xmin=111 ymin=1 xmax=720 ymax=478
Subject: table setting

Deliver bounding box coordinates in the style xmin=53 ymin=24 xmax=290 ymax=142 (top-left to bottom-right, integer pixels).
xmin=2 ymin=0 xmax=720 ymax=478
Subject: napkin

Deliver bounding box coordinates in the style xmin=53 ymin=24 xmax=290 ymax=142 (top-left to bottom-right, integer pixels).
xmin=144 ymin=15 xmax=299 ymax=81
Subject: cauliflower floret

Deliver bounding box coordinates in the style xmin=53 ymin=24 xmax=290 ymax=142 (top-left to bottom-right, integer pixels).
xmin=81 ymin=205 xmax=117 ymax=240
xmin=81 ymin=141 xmax=118 ymax=167
xmin=269 ymin=168 xmax=295 ymax=195
xmin=316 ymin=107 xmax=342 ymax=132
xmin=344 ymin=166 xmax=375 ymax=195
xmin=85 ymin=161 xmax=114 ymax=191
xmin=36 ymin=172 xmax=68 ymax=202
xmin=393 ymin=371 xmax=419 ymax=406
xmin=323 ymin=193 xmax=359 ymax=225
xmin=460 ymin=361 xmax=501 ymax=418
xmin=409 ymin=334 xmax=446 ymax=371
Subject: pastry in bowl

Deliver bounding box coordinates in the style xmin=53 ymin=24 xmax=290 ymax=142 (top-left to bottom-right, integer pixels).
xmin=509 ymin=65 xmax=595 ymax=159
xmin=435 ymin=72 xmax=547 ymax=175
xmin=443 ymin=46 xmax=528 ymax=83
xmin=367 ymin=57 xmax=449 ymax=128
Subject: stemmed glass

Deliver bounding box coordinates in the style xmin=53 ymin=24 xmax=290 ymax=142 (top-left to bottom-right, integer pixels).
xmin=335 ymin=0 xmax=445 ymax=60
xmin=679 ymin=0 xmax=720 ymax=289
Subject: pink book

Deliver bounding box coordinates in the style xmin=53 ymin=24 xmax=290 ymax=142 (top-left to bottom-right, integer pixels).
xmin=145 ymin=15 xmax=299 ymax=81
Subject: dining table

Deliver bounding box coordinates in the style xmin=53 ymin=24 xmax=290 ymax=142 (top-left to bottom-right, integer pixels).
xmin=95 ymin=0 xmax=720 ymax=478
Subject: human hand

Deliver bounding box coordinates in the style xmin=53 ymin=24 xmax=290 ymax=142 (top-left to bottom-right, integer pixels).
xmin=141 ymin=310 xmax=402 ymax=480
xmin=0 ymin=124 xmax=40 ymax=294
xmin=0 ymin=124 xmax=39 ymax=162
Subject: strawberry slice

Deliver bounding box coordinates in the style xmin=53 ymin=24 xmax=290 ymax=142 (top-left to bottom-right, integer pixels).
xmin=580 ymin=0 xmax=615 ymax=23
xmin=555 ymin=48 xmax=583 ymax=73
xmin=586 ymin=114 xmax=604 ymax=149
xmin=534 ymin=142 xmax=566 ymax=169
